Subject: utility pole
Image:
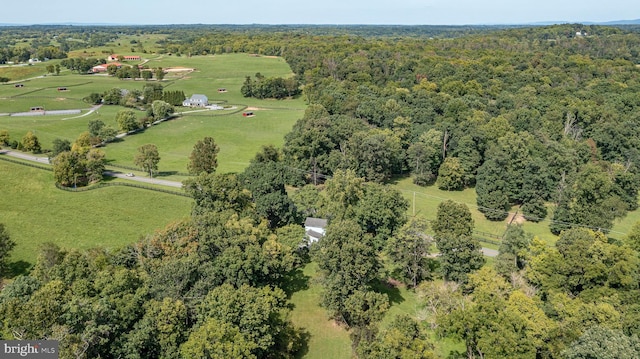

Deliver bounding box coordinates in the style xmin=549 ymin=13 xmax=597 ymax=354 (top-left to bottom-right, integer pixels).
xmin=413 ymin=191 xmax=416 ymax=216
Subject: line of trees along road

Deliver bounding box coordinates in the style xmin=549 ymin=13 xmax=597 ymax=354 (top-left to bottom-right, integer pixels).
xmin=3 ymin=24 xmax=640 ymax=358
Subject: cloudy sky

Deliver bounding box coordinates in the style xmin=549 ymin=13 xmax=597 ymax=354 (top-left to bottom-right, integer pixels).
xmin=1 ymin=0 xmax=638 ymax=25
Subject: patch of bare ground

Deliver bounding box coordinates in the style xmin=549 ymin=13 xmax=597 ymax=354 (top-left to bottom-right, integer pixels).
xmin=507 ymin=211 xmax=526 ymax=224
xmin=163 ymin=67 xmax=195 ymax=72
xmin=386 ymin=277 xmax=402 ymax=288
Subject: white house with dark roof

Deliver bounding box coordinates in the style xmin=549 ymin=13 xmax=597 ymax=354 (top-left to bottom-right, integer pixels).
xmin=304 ymin=217 xmax=328 ymax=245
xmin=182 ymin=94 xmax=208 ymax=107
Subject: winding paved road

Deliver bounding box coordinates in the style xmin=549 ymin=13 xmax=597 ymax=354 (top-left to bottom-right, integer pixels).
xmin=0 ymin=149 xmax=183 ymax=188
xmin=103 ymin=170 xmax=183 ymax=188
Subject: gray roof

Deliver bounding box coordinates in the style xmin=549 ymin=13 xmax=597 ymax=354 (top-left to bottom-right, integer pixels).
xmin=190 ymin=94 xmax=208 ymax=101
xmin=305 ymin=217 xmax=327 ymax=228
xmin=306 ymin=229 xmax=324 ymax=238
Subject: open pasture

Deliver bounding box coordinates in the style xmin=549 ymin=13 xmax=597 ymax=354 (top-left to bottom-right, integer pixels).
xmin=394 ymin=176 xmax=638 ymax=245
xmin=0 ymin=63 xmax=48 ymax=83
xmin=105 ymin=106 xmax=304 ymax=174
xmin=1 ymin=53 xmax=304 ymax=174
xmin=147 ymin=53 xmax=302 ymax=107
xmin=66 ymin=33 xmax=169 ymax=58
xmin=0 ymin=160 xmax=192 ymax=274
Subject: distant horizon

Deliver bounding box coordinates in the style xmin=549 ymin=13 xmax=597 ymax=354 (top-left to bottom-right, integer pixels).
xmin=1 ymin=19 xmax=639 ymax=27
xmin=1 ymin=0 xmax=639 ymax=27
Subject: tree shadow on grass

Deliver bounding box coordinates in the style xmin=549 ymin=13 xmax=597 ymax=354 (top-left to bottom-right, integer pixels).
xmin=7 ymin=260 xmax=31 ymax=277
xmin=293 ymin=328 xmax=311 ymax=359
xmin=371 ymin=278 xmax=405 ymax=305
xmin=280 ymin=268 xmax=310 ymax=299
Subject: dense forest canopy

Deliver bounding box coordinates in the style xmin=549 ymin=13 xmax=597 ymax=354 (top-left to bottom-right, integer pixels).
xmin=3 ymin=23 xmax=640 ymax=358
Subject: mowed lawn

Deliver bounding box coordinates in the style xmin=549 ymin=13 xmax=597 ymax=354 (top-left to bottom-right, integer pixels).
xmin=0 ymin=160 xmax=192 ymax=275
xmin=103 ymin=54 xmax=306 ymax=174
xmin=289 ymin=262 xmax=351 ymax=359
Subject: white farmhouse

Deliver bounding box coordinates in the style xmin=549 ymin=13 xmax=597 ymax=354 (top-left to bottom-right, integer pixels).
xmin=182 ymin=94 xmax=208 ymax=107
xmin=304 ymin=217 xmax=328 ymax=245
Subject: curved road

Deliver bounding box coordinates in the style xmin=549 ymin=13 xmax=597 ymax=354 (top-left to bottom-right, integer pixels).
xmin=103 ymin=170 xmax=183 ymax=188
xmin=0 ymin=149 xmax=183 ymax=188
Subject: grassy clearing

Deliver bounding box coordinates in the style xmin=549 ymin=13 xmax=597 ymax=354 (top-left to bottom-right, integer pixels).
xmin=66 ymin=34 xmax=168 ymax=58
xmin=289 ymin=263 xmax=465 ymax=358
xmin=393 ymin=175 xmax=640 ymax=246
xmin=289 ymin=262 xmax=351 ymax=359
xmin=0 ymin=63 xmax=48 ymax=83
xmin=0 ymin=160 xmax=192 ymax=275
xmin=392 ymin=176 xmax=536 ymax=240
xmin=105 ymin=107 xmax=304 ymax=175
xmin=611 ymin=208 xmax=640 ymax=241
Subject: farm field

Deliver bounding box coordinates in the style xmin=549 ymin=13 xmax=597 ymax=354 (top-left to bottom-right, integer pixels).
xmin=0 ymin=53 xmax=305 ymax=175
xmin=0 ymin=160 xmax=192 ymax=275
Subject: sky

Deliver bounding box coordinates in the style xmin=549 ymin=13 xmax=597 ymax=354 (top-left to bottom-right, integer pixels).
xmin=1 ymin=0 xmax=638 ymax=25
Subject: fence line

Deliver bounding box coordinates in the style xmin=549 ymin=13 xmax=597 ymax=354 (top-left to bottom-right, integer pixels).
xmin=106 ymin=163 xmax=194 ymax=177
xmin=0 ymin=154 xmax=52 ymax=171
xmin=55 ymin=182 xmax=191 ymax=198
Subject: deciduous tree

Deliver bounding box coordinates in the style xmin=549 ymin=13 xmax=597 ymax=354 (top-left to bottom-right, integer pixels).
xmin=134 ymin=144 xmax=160 ymax=177
xmin=116 ymin=109 xmax=140 ymax=132
xmin=386 ymin=216 xmax=433 ymax=287
xmin=0 ymin=223 xmax=16 ymax=280
xmin=21 ymin=131 xmax=41 ymax=153
xmin=432 ymin=200 xmax=484 ymax=282
xmin=187 ymin=137 xmax=219 ymax=175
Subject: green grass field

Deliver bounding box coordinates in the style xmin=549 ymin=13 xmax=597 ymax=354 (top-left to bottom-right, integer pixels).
xmin=289 ymin=262 xmax=352 ymax=359
xmin=0 ymin=63 xmax=49 ymax=84
xmin=0 ymin=160 xmax=192 ymax=275
xmin=1 ymin=54 xmax=304 ymax=176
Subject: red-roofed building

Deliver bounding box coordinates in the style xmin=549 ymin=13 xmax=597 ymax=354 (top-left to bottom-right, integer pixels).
xmin=91 ymin=62 xmax=122 ymax=73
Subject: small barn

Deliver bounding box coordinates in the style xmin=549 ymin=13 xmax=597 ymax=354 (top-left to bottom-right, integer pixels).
xmin=182 ymin=94 xmax=208 ymax=107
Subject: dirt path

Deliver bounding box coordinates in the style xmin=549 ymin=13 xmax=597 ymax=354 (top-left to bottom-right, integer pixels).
xmin=61 ymin=104 xmax=103 ymax=120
